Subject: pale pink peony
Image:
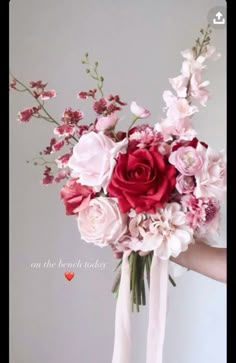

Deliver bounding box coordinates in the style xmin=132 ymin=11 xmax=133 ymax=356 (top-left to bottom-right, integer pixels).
xmin=77 ymin=197 xmax=128 ymax=247
xmin=129 ymin=203 xmax=193 ymax=259
xmin=96 ymin=113 xmax=118 ymax=131
xmin=130 ymin=101 xmax=151 ymax=119
xmin=169 ymin=146 xmax=203 ymax=176
xmin=68 ymin=131 xmax=128 ymax=191
xmin=176 ymin=174 xmax=195 ymax=194
xmin=194 ymin=144 xmax=226 ymax=200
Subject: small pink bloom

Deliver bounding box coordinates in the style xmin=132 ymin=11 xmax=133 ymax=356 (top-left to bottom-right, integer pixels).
xmin=30 ymin=80 xmax=47 ymax=89
xmin=61 ymin=108 xmax=84 ymax=125
xmin=154 ymin=118 xmax=197 ymax=142
xmin=17 ymin=107 xmax=34 ymax=122
xmin=54 ymin=125 xmax=75 ymax=137
xmin=108 ymin=94 xmax=127 ymax=106
xmin=41 ymin=90 xmax=56 ymax=100
xmin=55 ymin=152 xmax=72 ymax=168
xmin=169 ymin=75 xmax=188 ymax=97
xmin=77 ymin=197 xmax=128 ymax=247
xmin=10 ymin=79 xmax=17 ymax=89
xmin=60 ymin=178 xmax=95 ymax=215
xmin=169 ymin=146 xmax=203 ymax=176
xmin=190 ymin=72 xmax=209 ymax=106
xmin=43 ymin=138 xmax=57 ymax=155
xmin=52 ymin=139 xmax=65 ymax=152
xmin=163 ymin=91 xmax=198 ymax=120
xmin=96 ymin=113 xmax=118 ymax=131
xmin=55 ymin=170 xmax=70 ymax=183
xmin=93 ymin=97 xmax=107 ymax=114
xmin=68 ymin=131 xmax=128 ymax=191
xmin=41 ymin=166 xmax=54 ymax=185
xmin=130 ymin=101 xmax=151 ymax=119
xmin=176 ymin=175 xmax=195 ymax=194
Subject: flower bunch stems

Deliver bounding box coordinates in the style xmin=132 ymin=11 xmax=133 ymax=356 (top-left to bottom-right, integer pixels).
xmin=112 ymin=252 xmax=176 ymax=312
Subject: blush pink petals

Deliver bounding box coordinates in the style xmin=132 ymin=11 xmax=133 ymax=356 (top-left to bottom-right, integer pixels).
xmin=169 ymin=75 xmax=188 ymax=97
xmin=130 ymin=101 xmax=151 ymax=119
xmin=169 ymin=146 xmax=203 ymax=176
xmin=194 ymin=144 xmax=226 ymax=200
xmin=68 ymin=131 xmax=128 ymax=191
xmin=129 ymin=203 xmax=193 ymax=259
xmin=96 ymin=113 xmax=118 ymax=131
xmin=77 ymin=197 xmax=128 ymax=247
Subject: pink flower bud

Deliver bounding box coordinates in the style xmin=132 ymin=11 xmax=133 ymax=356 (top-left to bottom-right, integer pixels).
xmin=130 ymin=101 xmax=151 ymax=119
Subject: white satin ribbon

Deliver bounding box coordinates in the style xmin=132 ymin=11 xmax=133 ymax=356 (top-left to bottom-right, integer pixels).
xmin=146 ymin=256 xmax=169 ymax=363
xmin=112 ymin=251 xmax=131 ymax=363
xmin=112 ymin=253 xmax=168 ymax=363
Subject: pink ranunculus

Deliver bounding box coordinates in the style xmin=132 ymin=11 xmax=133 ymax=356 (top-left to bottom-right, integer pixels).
xmin=194 ymin=144 xmax=226 ymax=200
xmin=17 ymin=107 xmax=34 ymax=122
xmin=68 ymin=131 xmax=128 ymax=191
xmin=169 ymin=75 xmax=188 ymax=97
xmin=60 ymin=178 xmax=95 ymax=215
xmin=96 ymin=113 xmax=118 ymax=131
xmin=41 ymin=90 xmax=56 ymax=100
xmin=169 ymin=146 xmax=203 ymax=176
xmin=77 ymin=197 xmax=128 ymax=247
xmin=130 ymin=101 xmax=151 ymax=119
xmin=176 ymin=174 xmax=195 ymax=194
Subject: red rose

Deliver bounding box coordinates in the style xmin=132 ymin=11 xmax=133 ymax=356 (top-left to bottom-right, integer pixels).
xmin=107 ymin=147 xmax=176 ymax=213
xmin=60 ymin=178 xmax=95 ymax=215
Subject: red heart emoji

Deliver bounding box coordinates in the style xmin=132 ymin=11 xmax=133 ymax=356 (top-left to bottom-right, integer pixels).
xmin=65 ymin=272 xmax=74 ymax=281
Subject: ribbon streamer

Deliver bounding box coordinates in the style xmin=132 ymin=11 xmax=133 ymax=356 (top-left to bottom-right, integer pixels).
xmin=146 ymin=256 xmax=169 ymax=363
xmin=112 ymin=250 xmax=131 ymax=363
xmin=112 ymin=253 xmax=168 ymax=363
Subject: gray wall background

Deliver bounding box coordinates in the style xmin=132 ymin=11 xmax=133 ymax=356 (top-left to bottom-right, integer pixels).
xmin=10 ymin=1 xmax=226 ymax=363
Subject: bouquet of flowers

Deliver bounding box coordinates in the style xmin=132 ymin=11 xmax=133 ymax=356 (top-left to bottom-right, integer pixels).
xmin=10 ymin=25 xmax=226 ymax=363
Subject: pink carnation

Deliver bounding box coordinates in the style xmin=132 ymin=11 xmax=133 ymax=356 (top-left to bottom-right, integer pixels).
xmin=60 ymin=178 xmax=95 ymax=215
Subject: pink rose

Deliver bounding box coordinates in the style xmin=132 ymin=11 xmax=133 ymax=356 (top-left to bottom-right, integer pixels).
xmin=130 ymin=101 xmax=151 ymax=119
xmin=169 ymin=146 xmax=203 ymax=176
xmin=60 ymin=178 xmax=95 ymax=215
xmin=68 ymin=131 xmax=127 ymax=191
xmin=176 ymin=174 xmax=195 ymax=194
xmin=77 ymin=197 xmax=128 ymax=247
xmin=96 ymin=113 xmax=118 ymax=131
